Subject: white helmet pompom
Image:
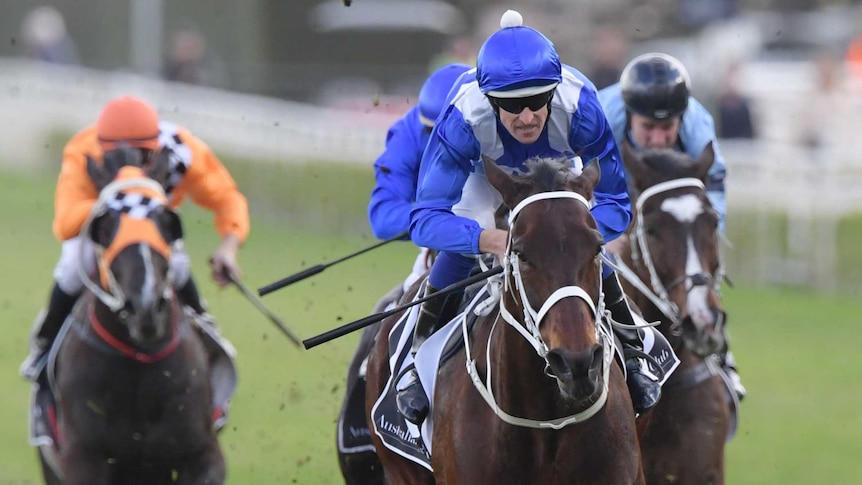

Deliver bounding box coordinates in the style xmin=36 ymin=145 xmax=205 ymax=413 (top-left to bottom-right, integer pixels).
xmin=499 ymin=10 xmax=523 ymax=29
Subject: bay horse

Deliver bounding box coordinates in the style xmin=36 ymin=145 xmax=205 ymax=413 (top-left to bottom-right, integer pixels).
xmin=613 ymin=140 xmax=731 ymax=484
xmin=365 ymin=156 xmax=645 ymax=484
xmin=43 ymin=167 xmax=225 ymax=484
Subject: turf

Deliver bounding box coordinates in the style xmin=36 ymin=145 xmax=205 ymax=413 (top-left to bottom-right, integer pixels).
xmin=0 ymin=165 xmax=860 ymax=483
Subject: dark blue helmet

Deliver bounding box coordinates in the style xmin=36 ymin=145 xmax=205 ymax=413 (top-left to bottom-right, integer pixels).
xmin=476 ymin=10 xmax=561 ymax=98
xmin=418 ymin=63 xmax=472 ymax=126
xmin=620 ymin=53 xmax=691 ymax=120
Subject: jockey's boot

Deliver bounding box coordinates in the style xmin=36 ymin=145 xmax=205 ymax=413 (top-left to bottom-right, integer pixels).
xmin=20 ymin=284 xmax=79 ymax=381
xmin=396 ymin=283 xmax=460 ymax=425
xmin=604 ymin=274 xmax=661 ymax=414
xmin=719 ymin=334 xmax=746 ymax=401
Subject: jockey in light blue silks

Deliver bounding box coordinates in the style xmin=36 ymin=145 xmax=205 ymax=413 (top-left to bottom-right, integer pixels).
xmin=396 ymin=10 xmax=663 ymax=425
xmin=368 ymin=63 xmax=472 ymax=292
xmin=598 ymin=53 xmax=745 ymax=399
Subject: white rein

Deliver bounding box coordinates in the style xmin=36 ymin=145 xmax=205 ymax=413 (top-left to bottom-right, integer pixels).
xmin=464 ymin=191 xmax=613 ymax=429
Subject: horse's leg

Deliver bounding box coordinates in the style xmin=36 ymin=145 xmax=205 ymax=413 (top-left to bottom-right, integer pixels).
xmin=174 ymin=439 xmax=226 ymax=485
xmin=61 ymin=445 xmax=111 ymax=485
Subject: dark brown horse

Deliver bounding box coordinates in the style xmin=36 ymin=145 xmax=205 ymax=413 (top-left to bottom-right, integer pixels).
xmin=43 ymin=172 xmax=225 ymax=484
xmin=615 ymin=141 xmax=731 ymax=484
xmin=366 ymin=156 xmax=645 ymax=484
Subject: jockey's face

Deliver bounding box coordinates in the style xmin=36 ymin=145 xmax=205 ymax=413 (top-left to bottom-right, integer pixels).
xmin=630 ymin=113 xmax=681 ymax=149
xmin=497 ymin=103 xmax=548 ymax=144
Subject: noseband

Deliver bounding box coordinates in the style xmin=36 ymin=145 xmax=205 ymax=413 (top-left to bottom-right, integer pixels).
xmin=464 ymin=191 xmax=613 ymax=429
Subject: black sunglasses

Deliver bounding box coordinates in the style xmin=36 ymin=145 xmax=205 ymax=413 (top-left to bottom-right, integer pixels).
xmin=488 ymin=90 xmax=555 ymax=114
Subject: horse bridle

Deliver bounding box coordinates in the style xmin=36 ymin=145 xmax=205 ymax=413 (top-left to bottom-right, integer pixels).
xmin=464 ymin=191 xmax=613 ymax=429
xmin=604 ymin=178 xmax=724 ymax=335
xmin=77 ymin=177 xmax=175 ymax=313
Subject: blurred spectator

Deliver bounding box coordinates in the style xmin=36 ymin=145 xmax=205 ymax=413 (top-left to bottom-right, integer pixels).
xmin=20 ymin=6 xmax=79 ymax=65
xmin=717 ymin=62 xmax=755 ymax=139
xmin=588 ymin=27 xmax=627 ymax=91
xmin=798 ymin=50 xmax=858 ymax=151
xmin=163 ymin=28 xmax=227 ymax=88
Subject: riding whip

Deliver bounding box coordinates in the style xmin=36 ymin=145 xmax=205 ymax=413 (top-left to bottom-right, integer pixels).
xmin=228 ymin=273 xmax=303 ymax=347
xmin=257 ymin=230 xmax=409 ymax=297
xmin=303 ymin=265 xmax=503 ymax=350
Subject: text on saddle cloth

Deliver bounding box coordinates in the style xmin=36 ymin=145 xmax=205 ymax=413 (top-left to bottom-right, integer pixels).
xmin=371 ymin=285 xmax=493 ymax=469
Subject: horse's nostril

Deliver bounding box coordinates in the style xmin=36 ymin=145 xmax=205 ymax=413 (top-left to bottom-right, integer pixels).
xmin=690 ymin=274 xmax=709 ymax=287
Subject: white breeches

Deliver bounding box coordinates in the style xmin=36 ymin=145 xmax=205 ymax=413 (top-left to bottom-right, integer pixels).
xmin=53 ymin=236 xmax=191 ymax=295
xmin=452 ymin=170 xmax=504 ymax=233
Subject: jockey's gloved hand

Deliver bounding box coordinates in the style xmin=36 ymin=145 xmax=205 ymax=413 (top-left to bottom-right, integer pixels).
xmin=210 ymin=233 xmax=241 ymax=288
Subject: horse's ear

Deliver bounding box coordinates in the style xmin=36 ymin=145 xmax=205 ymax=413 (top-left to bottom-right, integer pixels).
xmin=579 ymin=158 xmax=601 ymax=193
xmin=483 ymin=155 xmax=521 ymax=208
xmin=154 ymin=207 xmax=184 ymax=244
xmin=693 ymin=142 xmax=716 ymax=182
xmin=620 ymin=139 xmax=650 ymax=192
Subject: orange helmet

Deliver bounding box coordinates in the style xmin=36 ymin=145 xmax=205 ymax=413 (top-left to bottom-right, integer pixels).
xmin=96 ymin=95 xmax=161 ymax=151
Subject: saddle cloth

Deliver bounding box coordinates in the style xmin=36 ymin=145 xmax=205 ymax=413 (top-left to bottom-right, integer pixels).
xmin=367 ymin=283 xmax=682 ymax=471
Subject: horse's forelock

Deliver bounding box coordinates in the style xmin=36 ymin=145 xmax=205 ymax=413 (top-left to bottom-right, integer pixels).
xmin=640 ymin=149 xmax=701 ymax=181
xmin=523 ymin=157 xmax=572 ymax=192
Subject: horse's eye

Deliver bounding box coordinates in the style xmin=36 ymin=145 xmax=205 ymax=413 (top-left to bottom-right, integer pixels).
xmin=645 ymin=227 xmax=659 ymax=239
xmin=512 ymin=250 xmax=529 ymax=265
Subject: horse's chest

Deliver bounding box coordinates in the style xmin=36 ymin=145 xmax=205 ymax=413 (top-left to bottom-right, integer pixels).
xmin=64 ymin=358 xmax=213 ymax=451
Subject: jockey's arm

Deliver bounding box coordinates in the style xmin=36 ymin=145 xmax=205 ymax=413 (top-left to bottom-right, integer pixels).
xmin=172 ymin=130 xmax=250 ymax=285
xmin=685 ymin=98 xmax=728 ymax=234
xmin=368 ymin=110 xmax=424 ymax=240
xmin=53 ymin=127 xmax=100 ymax=241
xmin=409 ymin=114 xmax=481 ymax=254
xmin=570 ymin=90 xmax=632 ymax=243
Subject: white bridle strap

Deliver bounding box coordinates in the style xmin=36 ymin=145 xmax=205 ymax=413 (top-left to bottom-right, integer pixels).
xmin=463 ymin=189 xmax=611 ymax=429
xmin=635 ymin=178 xmax=704 ymax=213
xmin=509 ymin=191 xmax=590 ymax=225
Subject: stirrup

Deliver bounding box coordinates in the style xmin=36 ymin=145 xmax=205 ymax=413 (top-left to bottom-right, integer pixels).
xmin=20 ymin=346 xmax=49 ymax=382
xmin=395 ymin=369 xmax=429 ymax=425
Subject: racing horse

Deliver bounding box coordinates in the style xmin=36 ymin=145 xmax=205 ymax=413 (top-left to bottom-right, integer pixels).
xmin=613 ymin=141 xmax=731 ymax=484
xmin=42 ymin=165 xmax=225 ymax=484
xmin=365 ymin=155 xmax=645 ymax=484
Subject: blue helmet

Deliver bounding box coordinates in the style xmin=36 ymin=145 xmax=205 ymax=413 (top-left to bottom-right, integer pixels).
xmin=476 ymin=10 xmax=561 ymax=97
xmin=418 ymin=63 xmax=473 ymax=126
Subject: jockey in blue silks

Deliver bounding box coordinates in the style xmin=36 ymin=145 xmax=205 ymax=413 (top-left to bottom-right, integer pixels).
xmin=598 ymin=53 xmax=745 ymax=400
xmin=368 ymin=63 xmax=472 ymax=291
xmin=396 ymin=10 xmax=662 ymax=425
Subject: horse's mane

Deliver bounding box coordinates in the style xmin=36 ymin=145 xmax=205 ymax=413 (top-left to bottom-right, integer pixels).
xmin=522 ymin=156 xmax=572 ymax=192
xmin=639 ymin=148 xmax=699 ymax=179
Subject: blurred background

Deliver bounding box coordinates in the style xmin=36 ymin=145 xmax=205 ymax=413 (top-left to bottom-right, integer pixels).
xmin=1 ymin=0 xmax=861 ymax=483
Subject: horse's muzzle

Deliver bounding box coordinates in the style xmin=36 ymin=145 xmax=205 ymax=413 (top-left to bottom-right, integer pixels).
xmin=681 ymin=308 xmax=726 ymax=358
xmin=547 ymin=345 xmax=604 ymax=402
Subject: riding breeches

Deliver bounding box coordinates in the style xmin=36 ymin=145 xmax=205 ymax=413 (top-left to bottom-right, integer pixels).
xmin=403 ymin=247 xmax=434 ymax=293
xmin=53 ymin=236 xmax=192 ymax=295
